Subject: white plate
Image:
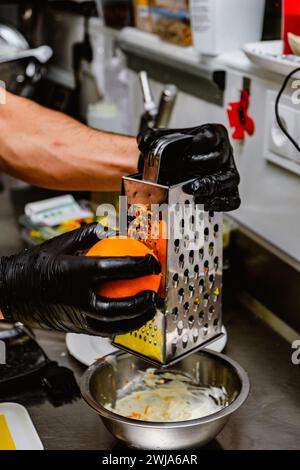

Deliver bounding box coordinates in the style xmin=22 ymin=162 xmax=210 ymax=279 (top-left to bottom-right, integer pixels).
xmin=243 ymin=40 xmax=300 ymax=78
xmin=66 ymin=333 xmax=118 ymax=366
xmin=208 ymin=325 xmax=227 ymax=353
xmin=0 ymin=403 xmax=43 ymax=450
xmin=66 ymin=326 xmax=227 ymax=367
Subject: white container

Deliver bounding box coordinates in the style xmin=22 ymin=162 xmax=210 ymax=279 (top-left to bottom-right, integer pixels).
xmin=87 ymin=101 xmax=123 ymax=133
xmin=190 ymin=0 xmax=266 ymax=56
xmin=0 ymin=403 xmax=43 ymax=450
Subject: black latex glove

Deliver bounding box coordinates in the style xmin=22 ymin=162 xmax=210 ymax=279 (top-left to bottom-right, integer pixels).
xmin=137 ymin=124 xmax=240 ymax=212
xmin=0 ymin=223 xmax=160 ymax=337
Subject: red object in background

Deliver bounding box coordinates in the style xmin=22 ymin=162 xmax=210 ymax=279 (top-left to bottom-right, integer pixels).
xmin=283 ymin=0 xmax=300 ymax=54
xmin=227 ymin=89 xmax=255 ymax=141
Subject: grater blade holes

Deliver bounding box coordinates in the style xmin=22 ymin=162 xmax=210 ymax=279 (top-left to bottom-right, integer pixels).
xmin=175 ymin=202 xmax=181 ymax=212
xmin=184 ymin=200 xmax=191 ymax=213
xmin=182 ymin=334 xmax=188 ymax=349
xmin=189 ymin=285 xmax=195 ymax=297
xmin=184 ymin=235 xmax=190 ymax=249
xmin=178 ymin=287 xmax=185 ymax=302
xmin=213 ymin=287 xmax=220 ymax=302
xmin=208 ymin=305 xmax=215 ymax=320
xmin=192 ymin=328 xmax=199 ymax=342
xmin=183 ymin=302 xmax=190 ymax=315
xmin=209 ymin=274 xmax=215 ymax=288
xmin=213 ymin=318 xmax=219 ymax=330
xmin=214 ymin=224 xmax=219 ymax=237
xmin=179 ymin=254 xmax=185 ymax=268
xmin=172 ymin=307 xmax=179 ymax=321
xmin=180 ymin=219 xmax=185 ymax=233
xmin=177 ymin=320 xmax=184 ymax=335
xmin=189 ymin=215 xmax=195 ymax=230
xmin=188 ymin=315 xmax=194 ymax=328
xmin=193 ymin=298 xmax=200 ymax=312
xmin=198 ymin=311 xmax=205 ymax=325
xmin=203 ymin=293 xmax=210 ymax=307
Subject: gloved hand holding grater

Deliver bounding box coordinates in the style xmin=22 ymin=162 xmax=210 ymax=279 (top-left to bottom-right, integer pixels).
xmin=0 ymin=223 xmax=160 ymax=336
xmin=138 ymin=124 xmax=241 ymax=212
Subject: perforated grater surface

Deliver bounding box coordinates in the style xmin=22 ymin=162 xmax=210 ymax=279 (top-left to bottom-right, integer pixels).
xmin=113 ymin=134 xmax=223 ymax=367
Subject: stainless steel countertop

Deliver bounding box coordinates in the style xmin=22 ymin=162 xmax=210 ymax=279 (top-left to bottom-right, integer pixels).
xmin=0 ymin=190 xmax=299 ymax=450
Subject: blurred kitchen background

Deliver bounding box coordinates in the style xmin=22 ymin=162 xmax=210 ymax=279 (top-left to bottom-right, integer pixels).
xmin=0 ymin=0 xmax=300 ymax=450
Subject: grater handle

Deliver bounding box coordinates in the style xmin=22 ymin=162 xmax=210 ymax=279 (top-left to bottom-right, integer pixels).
xmin=142 ymin=133 xmax=192 ymax=184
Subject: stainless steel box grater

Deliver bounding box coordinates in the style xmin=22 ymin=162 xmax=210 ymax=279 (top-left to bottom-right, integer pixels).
xmin=113 ymin=134 xmax=223 ymax=367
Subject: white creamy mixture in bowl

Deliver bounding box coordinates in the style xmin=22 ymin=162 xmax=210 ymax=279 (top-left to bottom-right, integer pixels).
xmin=106 ymin=368 xmax=229 ymax=422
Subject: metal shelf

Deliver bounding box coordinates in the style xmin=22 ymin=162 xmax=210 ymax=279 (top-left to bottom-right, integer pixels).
xmin=117 ymin=28 xmax=226 ymax=106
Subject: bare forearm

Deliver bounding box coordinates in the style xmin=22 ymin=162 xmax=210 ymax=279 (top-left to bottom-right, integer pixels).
xmin=0 ymin=92 xmax=139 ymax=191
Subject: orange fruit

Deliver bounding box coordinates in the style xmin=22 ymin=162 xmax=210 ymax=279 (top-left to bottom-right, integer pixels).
xmin=86 ymin=236 xmax=162 ymax=298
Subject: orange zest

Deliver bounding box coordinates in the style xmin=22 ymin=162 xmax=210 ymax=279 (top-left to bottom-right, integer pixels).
xmin=127 ymin=412 xmax=142 ymax=419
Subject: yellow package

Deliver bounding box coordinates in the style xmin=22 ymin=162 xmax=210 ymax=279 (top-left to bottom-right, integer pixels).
xmin=0 ymin=415 xmax=16 ymax=450
xmin=151 ymin=0 xmax=192 ymax=46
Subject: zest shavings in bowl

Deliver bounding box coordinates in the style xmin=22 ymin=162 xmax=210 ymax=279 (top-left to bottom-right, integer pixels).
xmin=106 ymin=368 xmax=230 ymax=422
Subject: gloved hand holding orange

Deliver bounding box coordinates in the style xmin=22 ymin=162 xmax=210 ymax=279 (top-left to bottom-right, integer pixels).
xmin=86 ymin=237 xmax=162 ymax=298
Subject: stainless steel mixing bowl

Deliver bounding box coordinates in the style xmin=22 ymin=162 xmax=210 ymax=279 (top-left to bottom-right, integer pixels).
xmin=81 ymin=350 xmax=250 ymax=450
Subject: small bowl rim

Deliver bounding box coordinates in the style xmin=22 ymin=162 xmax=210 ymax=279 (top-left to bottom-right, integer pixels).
xmin=80 ymin=349 xmax=250 ymax=429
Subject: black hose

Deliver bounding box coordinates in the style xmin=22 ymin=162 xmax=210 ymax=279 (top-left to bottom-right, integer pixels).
xmin=275 ymin=66 xmax=300 ymax=153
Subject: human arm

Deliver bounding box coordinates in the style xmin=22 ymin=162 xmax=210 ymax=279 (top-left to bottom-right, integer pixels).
xmin=0 ymin=92 xmax=139 ymax=191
